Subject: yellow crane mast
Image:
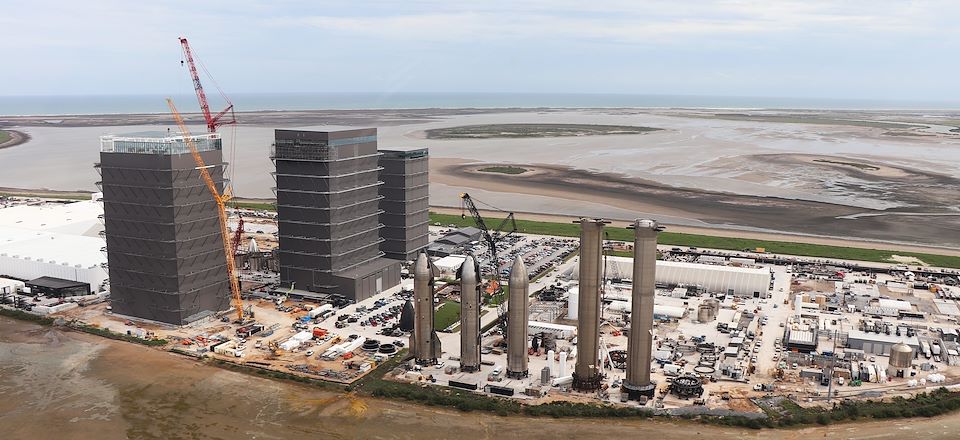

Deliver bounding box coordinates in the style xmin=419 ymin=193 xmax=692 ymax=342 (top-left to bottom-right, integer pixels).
xmin=165 ymin=98 xmax=244 ymax=321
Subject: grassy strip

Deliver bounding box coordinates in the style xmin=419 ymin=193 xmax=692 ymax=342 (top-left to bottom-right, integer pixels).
xmin=435 ymin=300 xmax=462 ymax=330
xmin=0 ymin=192 xmax=90 ymax=201
xmin=429 ymin=212 xmax=960 ymax=268
xmin=478 ymin=166 xmax=529 ymax=175
xmin=208 ymin=358 xmax=347 ymax=392
xmin=73 ymin=324 xmax=168 ymax=347
xmin=0 ymin=307 xmax=55 ymax=325
xmin=0 ymin=130 xmax=11 ymax=144
xmin=231 ymin=201 xmax=276 ymax=211
xmin=711 ymin=388 xmax=960 ymax=429
xmin=187 ymin=200 xmax=960 ymax=268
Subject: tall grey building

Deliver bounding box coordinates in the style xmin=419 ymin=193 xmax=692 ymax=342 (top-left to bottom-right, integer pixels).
xmin=271 ymin=129 xmax=399 ymax=302
xmin=378 ymin=149 xmax=429 ymax=261
xmin=97 ymin=132 xmax=231 ymax=325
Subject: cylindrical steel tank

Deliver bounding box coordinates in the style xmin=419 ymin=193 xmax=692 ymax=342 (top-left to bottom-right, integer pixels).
xmin=459 ymin=255 xmax=481 ymax=372
xmin=412 ymin=253 xmax=440 ymax=364
xmin=507 ymin=256 xmax=530 ymax=378
xmin=567 ymin=286 xmax=579 ymax=320
xmin=890 ymin=342 xmax=914 ymax=368
xmin=624 ymin=219 xmax=661 ymax=399
xmin=697 ymin=304 xmax=712 ymax=323
xmin=573 ymin=218 xmax=606 ymax=391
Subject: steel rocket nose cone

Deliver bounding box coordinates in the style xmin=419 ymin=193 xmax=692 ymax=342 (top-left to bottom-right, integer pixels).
xmin=461 ymin=255 xmax=477 ymax=281
xmin=510 ymin=255 xmax=528 ymax=287
xmin=414 ymin=253 xmax=430 ymax=278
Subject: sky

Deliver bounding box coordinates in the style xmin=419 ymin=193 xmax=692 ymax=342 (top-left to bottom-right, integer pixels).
xmin=2 ymin=0 xmax=959 ymax=101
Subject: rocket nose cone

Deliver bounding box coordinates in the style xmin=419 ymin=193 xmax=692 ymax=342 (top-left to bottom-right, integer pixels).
xmin=461 ymin=255 xmax=477 ymax=281
xmin=510 ymin=256 xmax=528 ymax=287
xmin=414 ymin=253 xmax=430 ymax=277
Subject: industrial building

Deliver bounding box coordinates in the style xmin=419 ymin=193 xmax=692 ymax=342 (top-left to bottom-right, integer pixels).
xmin=427 ymin=227 xmax=482 ymax=257
xmin=24 ymin=276 xmax=91 ymax=298
xmin=0 ymin=195 xmax=107 ymax=289
xmin=378 ymin=149 xmax=429 ymax=261
xmin=567 ymin=257 xmax=772 ymax=297
xmin=845 ymin=330 xmax=921 ymax=355
xmin=271 ymin=129 xmax=400 ymax=302
xmin=98 ymin=132 xmax=232 ymax=325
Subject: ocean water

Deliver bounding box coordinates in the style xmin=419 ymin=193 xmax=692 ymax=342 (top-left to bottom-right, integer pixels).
xmin=1 ymin=92 xmax=959 ymax=116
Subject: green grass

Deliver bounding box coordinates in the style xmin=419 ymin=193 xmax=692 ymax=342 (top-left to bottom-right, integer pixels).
xmin=0 ymin=192 xmax=90 ymax=201
xmin=74 ymin=324 xmax=169 ymax=346
xmin=0 ymin=307 xmax=55 ymax=325
xmin=429 ymin=212 xmax=960 ymax=268
xmin=478 ymin=166 xmax=529 ymax=175
xmin=0 ymin=130 xmax=11 ymax=144
xmin=230 ymin=201 xmax=276 ymax=211
xmin=434 ymin=300 xmax=462 ymax=330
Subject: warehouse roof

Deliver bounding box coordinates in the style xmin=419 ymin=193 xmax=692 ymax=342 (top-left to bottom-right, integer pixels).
xmin=26 ymin=276 xmax=89 ymax=289
xmin=846 ymin=329 xmax=920 ymax=347
xmin=0 ymin=198 xmax=103 ymax=237
xmin=0 ymin=226 xmax=106 ymax=270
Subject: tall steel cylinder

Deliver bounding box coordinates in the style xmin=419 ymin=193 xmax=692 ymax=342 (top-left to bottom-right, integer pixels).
xmin=459 ymin=255 xmax=481 ymax=372
xmin=624 ymin=219 xmax=660 ymax=398
xmin=412 ymin=253 xmax=440 ymax=364
xmin=507 ymin=255 xmax=529 ymax=378
xmin=573 ymin=218 xmax=605 ymax=391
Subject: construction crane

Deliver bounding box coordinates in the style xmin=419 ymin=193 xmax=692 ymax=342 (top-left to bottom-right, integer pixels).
xmin=166 ymin=98 xmax=244 ymax=322
xmin=178 ymin=37 xmax=236 ymax=133
xmin=459 ymin=193 xmax=517 ymax=291
xmin=178 ymin=36 xmax=245 ymax=268
xmin=459 ymin=193 xmax=517 ymax=335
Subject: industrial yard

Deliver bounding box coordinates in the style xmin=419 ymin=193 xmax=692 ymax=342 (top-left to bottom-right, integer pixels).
xmin=5 ymin=196 xmax=960 ymax=416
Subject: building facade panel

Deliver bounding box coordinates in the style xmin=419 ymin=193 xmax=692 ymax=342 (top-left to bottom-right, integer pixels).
xmin=100 ymin=133 xmax=231 ymax=325
xmin=378 ymin=149 xmax=429 ymax=261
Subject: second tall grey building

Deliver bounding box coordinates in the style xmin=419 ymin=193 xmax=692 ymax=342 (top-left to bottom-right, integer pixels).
xmin=272 ymin=128 xmax=422 ymax=302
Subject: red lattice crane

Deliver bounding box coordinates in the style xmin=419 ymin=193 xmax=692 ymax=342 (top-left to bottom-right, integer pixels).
xmin=180 ymin=36 xmax=244 ymax=255
xmin=178 ymin=37 xmax=236 ymax=133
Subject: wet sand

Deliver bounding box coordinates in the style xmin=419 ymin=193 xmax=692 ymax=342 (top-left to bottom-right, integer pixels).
xmin=3 ymin=316 xmax=960 ymax=439
xmin=433 ymin=158 xmax=960 ymax=247
xmin=2 ymin=108 xmax=959 ymax=247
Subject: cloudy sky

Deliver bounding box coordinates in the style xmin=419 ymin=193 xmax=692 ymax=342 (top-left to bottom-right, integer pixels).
xmin=2 ymin=0 xmax=958 ymax=101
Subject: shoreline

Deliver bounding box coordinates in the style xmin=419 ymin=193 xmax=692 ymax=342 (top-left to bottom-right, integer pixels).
xmin=3 ymin=311 xmax=960 ymax=434
xmin=2 ymin=186 xmax=958 ymax=260
xmin=0 ymin=129 xmax=30 ymax=150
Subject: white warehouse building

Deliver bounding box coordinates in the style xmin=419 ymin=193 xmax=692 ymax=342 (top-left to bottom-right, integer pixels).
xmin=566 ymin=256 xmax=771 ymax=297
xmin=0 ymin=196 xmax=108 ymax=290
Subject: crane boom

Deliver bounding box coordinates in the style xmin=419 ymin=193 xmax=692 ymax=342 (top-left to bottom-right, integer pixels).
xmin=166 ymin=98 xmax=244 ymax=321
xmin=179 ymin=37 xmax=235 ymax=133
xmin=459 ymin=193 xmax=517 ymax=336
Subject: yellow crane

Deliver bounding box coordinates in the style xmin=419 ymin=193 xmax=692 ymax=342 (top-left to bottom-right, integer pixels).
xmin=166 ymin=98 xmax=244 ymax=321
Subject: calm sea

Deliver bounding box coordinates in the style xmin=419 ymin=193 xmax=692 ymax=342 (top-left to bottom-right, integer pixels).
xmin=1 ymin=93 xmax=958 ymax=116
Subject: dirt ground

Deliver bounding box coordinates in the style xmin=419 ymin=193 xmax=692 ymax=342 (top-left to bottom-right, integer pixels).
xmin=6 ymin=316 xmax=960 ymax=440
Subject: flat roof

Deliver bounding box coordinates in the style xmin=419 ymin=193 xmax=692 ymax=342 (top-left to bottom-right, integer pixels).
xmin=846 ymin=329 xmax=919 ymax=346
xmin=27 ymin=276 xmax=88 ymax=289
xmin=0 ymin=199 xmax=103 ymax=237
xmin=0 ymin=227 xmax=106 ymax=269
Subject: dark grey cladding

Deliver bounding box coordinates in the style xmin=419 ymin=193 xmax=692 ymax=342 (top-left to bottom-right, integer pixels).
xmin=271 ymin=129 xmax=400 ymax=302
xmin=378 ymin=149 xmax=429 ymax=262
xmin=98 ymin=133 xmax=231 ymax=325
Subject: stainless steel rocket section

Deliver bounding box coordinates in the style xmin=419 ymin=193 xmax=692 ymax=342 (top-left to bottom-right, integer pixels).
xmin=624 ymin=219 xmax=661 ymax=399
xmin=573 ymin=218 xmax=606 ymax=391
xmin=411 ymin=252 xmax=440 ymax=364
xmin=459 ymin=254 xmax=481 ymax=372
xmin=507 ymin=255 xmax=529 ymax=378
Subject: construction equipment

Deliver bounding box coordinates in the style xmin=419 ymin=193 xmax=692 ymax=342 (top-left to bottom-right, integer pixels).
xmin=165 ymin=98 xmax=244 ymax=322
xmin=459 ymin=193 xmax=517 ymax=292
xmin=179 ymin=37 xmax=244 ymax=257
xmin=178 ymin=37 xmax=236 ymax=133
xmin=458 ymin=193 xmax=517 ymax=335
